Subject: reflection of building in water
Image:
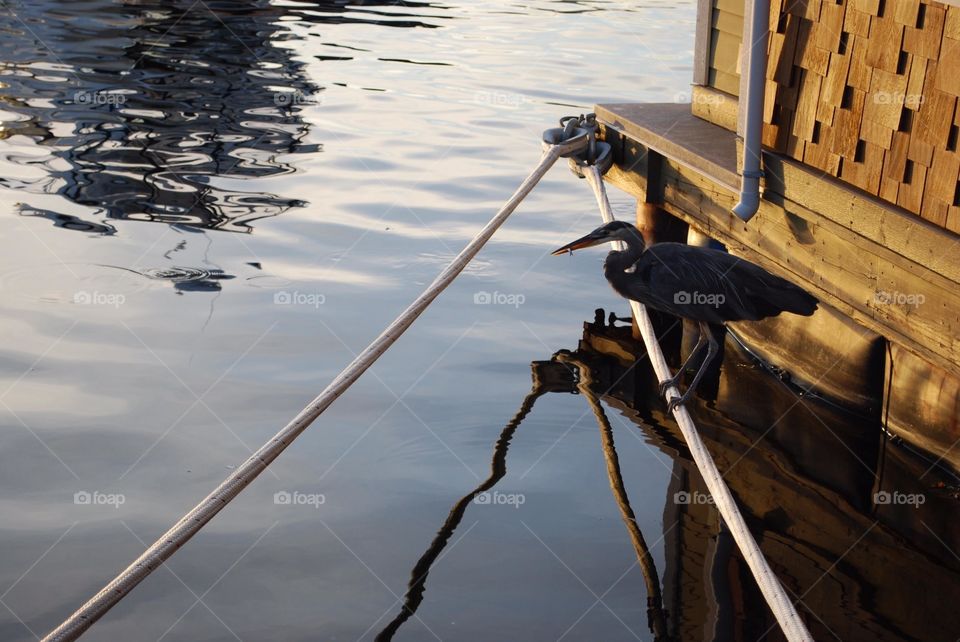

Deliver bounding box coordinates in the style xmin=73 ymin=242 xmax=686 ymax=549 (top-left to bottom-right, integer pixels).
xmin=0 ymin=1 xmax=445 ymax=233
xmin=566 ymin=314 xmax=960 ymax=642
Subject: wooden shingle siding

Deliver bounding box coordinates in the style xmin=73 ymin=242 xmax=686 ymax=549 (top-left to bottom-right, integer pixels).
xmin=709 ymin=0 xmax=743 ymax=96
xmin=760 ymin=0 xmax=960 ymax=233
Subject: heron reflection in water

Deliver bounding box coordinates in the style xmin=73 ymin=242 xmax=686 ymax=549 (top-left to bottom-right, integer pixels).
xmin=552 ymin=221 xmax=818 ymax=410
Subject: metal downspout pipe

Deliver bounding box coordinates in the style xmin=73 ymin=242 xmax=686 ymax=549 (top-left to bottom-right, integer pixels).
xmin=732 ymin=0 xmax=771 ymax=221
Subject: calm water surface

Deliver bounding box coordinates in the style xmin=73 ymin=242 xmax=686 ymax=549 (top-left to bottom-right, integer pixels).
xmin=0 ymin=2 xmax=957 ymax=641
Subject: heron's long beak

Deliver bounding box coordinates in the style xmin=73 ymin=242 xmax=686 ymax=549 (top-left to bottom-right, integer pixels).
xmin=551 ymin=231 xmax=606 ymax=256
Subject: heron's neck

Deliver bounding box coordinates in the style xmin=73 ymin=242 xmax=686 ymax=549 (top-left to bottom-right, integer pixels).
xmin=602 ymin=238 xmax=645 ymax=300
xmin=603 ymin=238 xmax=645 ymax=275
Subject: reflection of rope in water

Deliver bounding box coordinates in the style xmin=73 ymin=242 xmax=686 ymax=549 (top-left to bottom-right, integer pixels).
xmin=556 ymin=353 xmax=670 ymax=641
xmin=375 ymin=385 xmax=546 ymax=641
xmin=380 ymin=354 xmax=672 ymax=641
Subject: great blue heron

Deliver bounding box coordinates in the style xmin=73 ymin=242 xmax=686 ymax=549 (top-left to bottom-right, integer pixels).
xmin=552 ymin=220 xmax=818 ymax=411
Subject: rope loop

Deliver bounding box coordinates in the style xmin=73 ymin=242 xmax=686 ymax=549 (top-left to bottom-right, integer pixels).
xmin=541 ymin=114 xmax=590 ymax=158
xmin=550 ymin=113 xmax=613 ymax=178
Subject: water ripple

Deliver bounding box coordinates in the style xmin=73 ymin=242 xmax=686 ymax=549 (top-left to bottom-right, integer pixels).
xmin=0 ymin=0 xmax=440 ymax=232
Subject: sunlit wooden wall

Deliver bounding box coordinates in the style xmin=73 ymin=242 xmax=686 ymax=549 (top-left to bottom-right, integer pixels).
xmin=762 ymin=0 xmax=960 ymax=233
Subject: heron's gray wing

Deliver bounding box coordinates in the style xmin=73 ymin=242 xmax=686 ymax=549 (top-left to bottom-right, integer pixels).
xmin=630 ymin=244 xmax=816 ymax=323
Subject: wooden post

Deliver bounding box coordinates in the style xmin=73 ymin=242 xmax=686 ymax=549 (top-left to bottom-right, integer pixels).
xmin=693 ymin=0 xmax=713 ymax=87
xmin=636 ymin=201 xmax=688 ymax=247
xmin=686 ymin=225 xmax=714 ymax=249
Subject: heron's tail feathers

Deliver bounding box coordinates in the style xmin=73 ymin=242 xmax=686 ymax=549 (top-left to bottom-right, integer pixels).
xmin=754 ymin=275 xmax=818 ymax=318
xmin=771 ymin=285 xmax=818 ymax=316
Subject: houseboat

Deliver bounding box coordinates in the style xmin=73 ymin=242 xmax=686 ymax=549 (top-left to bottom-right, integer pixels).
xmin=595 ymin=0 xmax=960 ymax=472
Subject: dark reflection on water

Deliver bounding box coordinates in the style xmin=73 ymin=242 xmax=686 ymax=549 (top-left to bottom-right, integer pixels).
xmin=286 ymin=0 xmax=450 ymax=28
xmin=17 ymin=204 xmax=117 ymax=235
xmin=375 ymin=384 xmax=548 ymax=641
xmin=98 ymin=263 xmax=236 ymax=294
xmin=0 ymin=0 xmax=448 ymax=233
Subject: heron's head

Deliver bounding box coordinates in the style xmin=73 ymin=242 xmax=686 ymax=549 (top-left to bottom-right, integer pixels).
xmin=551 ymin=221 xmax=643 ymax=256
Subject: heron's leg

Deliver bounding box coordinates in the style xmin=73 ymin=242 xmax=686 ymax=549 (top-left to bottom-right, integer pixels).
xmin=657 ymin=327 xmax=708 ymax=398
xmin=666 ymin=322 xmax=720 ymax=413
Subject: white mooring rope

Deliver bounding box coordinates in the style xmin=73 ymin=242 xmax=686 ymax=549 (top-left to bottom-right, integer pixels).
xmin=43 ymin=135 xmax=588 ymax=642
xmin=582 ymin=165 xmax=814 ymax=642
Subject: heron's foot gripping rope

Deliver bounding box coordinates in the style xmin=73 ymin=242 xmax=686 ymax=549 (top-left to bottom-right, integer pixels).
xmin=657 ymin=374 xmax=683 ymax=400
xmin=666 ymin=393 xmax=691 ymax=414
